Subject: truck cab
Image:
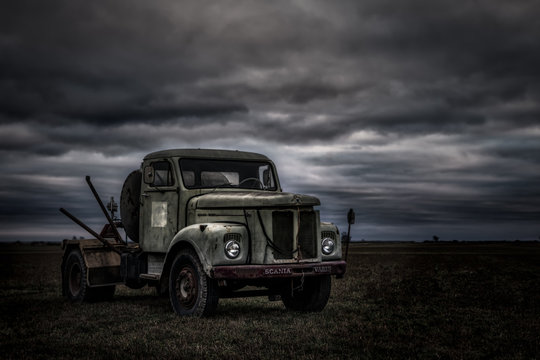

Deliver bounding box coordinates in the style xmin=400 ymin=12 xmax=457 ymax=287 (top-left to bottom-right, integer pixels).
xmin=61 ymin=149 xmax=346 ymax=316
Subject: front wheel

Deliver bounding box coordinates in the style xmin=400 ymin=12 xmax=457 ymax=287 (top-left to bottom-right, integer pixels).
xmin=169 ymin=250 xmax=219 ymax=316
xmin=281 ymin=275 xmax=331 ymax=312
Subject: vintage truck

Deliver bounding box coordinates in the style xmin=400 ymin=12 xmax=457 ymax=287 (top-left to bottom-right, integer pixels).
xmin=60 ymin=149 xmax=346 ymax=316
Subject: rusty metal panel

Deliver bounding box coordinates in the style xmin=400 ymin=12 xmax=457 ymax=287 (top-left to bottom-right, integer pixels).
xmin=83 ymin=248 xmax=121 ymax=268
xmin=81 ymin=244 xmax=122 ymax=286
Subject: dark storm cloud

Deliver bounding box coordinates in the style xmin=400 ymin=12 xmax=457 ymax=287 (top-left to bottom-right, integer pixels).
xmin=294 ymin=131 xmax=540 ymax=239
xmin=0 ymin=0 xmax=254 ymax=128
xmin=2 ymin=0 xmax=539 ymax=135
xmin=1 ymin=0 xmax=539 ymax=241
xmin=59 ymin=100 xmax=248 ymax=125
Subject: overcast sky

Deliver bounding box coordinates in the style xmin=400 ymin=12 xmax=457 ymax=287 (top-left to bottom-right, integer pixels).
xmin=1 ymin=0 xmax=539 ymax=242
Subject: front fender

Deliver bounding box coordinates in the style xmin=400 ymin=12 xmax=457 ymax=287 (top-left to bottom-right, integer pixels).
xmin=165 ymin=223 xmax=249 ymax=277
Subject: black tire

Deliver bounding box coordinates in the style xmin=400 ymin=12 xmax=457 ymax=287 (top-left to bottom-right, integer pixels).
xmin=63 ymin=249 xmax=90 ymax=301
xmin=62 ymin=249 xmax=115 ymax=302
xmin=281 ymin=275 xmax=331 ymax=312
xmin=169 ymin=250 xmax=219 ymax=316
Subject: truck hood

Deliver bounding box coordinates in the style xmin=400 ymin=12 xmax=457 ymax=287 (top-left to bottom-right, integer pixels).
xmin=192 ymin=191 xmax=320 ymax=209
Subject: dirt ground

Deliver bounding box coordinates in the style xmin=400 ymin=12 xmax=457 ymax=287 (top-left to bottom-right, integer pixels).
xmin=1 ymin=241 xmax=539 ymax=359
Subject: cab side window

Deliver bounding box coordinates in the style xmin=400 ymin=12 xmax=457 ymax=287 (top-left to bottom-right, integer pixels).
xmin=152 ymin=161 xmax=174 ymax=186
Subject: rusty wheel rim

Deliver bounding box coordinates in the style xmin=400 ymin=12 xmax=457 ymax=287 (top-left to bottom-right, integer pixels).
xmin=68 ymin=262 xmax=82 ymax=296
xmin=175 ymin=265 xmax=198 ymax=309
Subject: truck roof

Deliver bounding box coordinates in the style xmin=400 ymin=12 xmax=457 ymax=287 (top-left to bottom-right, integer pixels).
xmin=144 ymin=148 xmax=271 ymax=161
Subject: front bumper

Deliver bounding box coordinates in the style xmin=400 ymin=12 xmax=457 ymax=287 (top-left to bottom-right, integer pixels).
xmin=211 ymin=260 xmax=346 ymax=279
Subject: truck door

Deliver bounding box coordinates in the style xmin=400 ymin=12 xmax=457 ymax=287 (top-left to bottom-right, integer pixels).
xmin=140 ymin=160 xmax=179 ymax=252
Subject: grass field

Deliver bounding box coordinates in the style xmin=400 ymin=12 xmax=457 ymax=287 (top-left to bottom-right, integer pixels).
xmin=1 ymin=242 xmax=539 ymax=359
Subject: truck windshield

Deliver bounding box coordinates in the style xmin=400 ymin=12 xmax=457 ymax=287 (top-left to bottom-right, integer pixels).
xmin=179 ymin=159 xmax=278 ymax=190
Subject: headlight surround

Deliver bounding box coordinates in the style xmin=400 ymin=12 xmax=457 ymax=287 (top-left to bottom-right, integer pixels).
xmin=321 ymin=237 xmax=335 ymax=255
xmin=224 ymin=240 xmax=241 ymax=259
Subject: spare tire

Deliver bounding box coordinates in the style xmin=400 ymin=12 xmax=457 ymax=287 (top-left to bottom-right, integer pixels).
xmin=120 ymin=170 xmax=142 ymax=242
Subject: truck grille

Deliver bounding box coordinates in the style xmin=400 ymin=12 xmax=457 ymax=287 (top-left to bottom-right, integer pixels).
xmin=272 ymin=211 xmax=317 ymax=260
xmin=298 ymin=211 xmax=317 ymax=259
xmin=272 ymin=211 xmax=294 ymax=259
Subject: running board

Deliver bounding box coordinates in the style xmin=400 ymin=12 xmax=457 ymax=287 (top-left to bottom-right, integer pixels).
xmin=139 ymin=273 xmax=160 ymax=281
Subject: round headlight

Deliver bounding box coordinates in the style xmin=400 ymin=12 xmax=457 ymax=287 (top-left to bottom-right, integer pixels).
xmin=224 ymin=240 xmax=241 ymax=259
xmin=321 ymin=237 xmax=335 ymax=255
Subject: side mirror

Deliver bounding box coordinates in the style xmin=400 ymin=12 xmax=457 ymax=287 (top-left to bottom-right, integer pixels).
xmin=347 ymin=208 xmax=355 ymax=225
xmin=143 ymin=166 xmax=155 ymax=184
xmin=345 ymin=208 xmax=355 ymax=261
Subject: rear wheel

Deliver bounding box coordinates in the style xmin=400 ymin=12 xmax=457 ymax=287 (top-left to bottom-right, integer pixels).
xmin=281 ymin=275 xmax=331 ymax=312
xmin=63 ymin=249 xmax=89 ymax=301
xmin=62 ymin=249 xmax=115 ymax=302
xmin=169 ymin=250 xmax=219 ymax=316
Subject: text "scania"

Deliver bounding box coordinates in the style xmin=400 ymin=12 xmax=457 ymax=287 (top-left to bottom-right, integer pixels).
xmin=264 ymin=268 xmax=292 ymax=275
